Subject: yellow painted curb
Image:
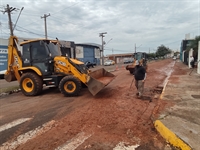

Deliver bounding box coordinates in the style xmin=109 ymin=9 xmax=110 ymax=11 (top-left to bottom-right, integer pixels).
xmin=159 ymin=80 xmax=168 ymax=100
xmin=154 ymin=120 xmax=192 ymax=150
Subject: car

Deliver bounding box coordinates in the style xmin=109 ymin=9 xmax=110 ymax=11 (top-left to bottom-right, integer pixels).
xmin=124 ymin=58 xmax=134 ymax=64
xmin=104 ymin=60 xmax=115 ymax=66
xmin=173 ymin=56 xmax=176 ymax=60
xmin=110 ymin=60 xmax=115 ymax=65
xmin=124 ymin=59 xmax=130 ymax=64
xmin=85 ymin=61 xmax=96 ymax=68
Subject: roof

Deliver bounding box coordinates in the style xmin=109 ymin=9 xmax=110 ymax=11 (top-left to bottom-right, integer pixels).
xmin=75 ymin=43 xmax=101 ymax=49
xmin=20 ymin=39 xmax=51 ymax=46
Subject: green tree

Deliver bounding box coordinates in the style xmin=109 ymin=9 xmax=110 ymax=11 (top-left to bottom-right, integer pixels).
xmin=156 ymin=45 xmax=171 ymax=57
xmin=147 ymin=53 xmax=156 ymax=59
xmin=187 ymin=35 xmax=200 ymax=58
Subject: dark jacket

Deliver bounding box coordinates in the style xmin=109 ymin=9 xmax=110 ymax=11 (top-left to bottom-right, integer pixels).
xmin=134 ymin=65 xmax=146 ymax=80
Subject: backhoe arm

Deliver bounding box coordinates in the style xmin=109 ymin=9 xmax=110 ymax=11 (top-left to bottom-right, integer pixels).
xmin=4 ymin=36 xmax=22 ymax=82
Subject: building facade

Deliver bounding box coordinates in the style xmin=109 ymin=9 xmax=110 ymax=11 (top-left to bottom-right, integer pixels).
xmin=0 ymin=38 xmax=8 ymax=76
xmin=180 ymin=39 xmax=194 ymax=65
xmin=75 ymin=43 xmax=101 ymax=65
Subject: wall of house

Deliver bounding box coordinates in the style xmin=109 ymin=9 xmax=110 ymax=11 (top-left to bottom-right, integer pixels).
xmin=188 ymin=49 xmax=194 ymax=68
xmin=0 ymin=38 xmax=8 ymax=75
xmin=75 ymin=45 xmax=100 ymax=65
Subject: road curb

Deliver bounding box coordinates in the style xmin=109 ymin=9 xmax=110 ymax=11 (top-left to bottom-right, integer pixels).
xmin=153 ymin=78 xmax=192 ymax=150
xmin=154 ymin=120 xmax=191 ymax=150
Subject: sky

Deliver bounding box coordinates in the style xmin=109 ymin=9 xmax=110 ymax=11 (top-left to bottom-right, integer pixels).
xmin=0 ymin=0 xmax=199 ymax=55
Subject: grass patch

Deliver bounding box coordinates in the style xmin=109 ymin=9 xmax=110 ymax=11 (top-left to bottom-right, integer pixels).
xmin=0 ymin=86 xmax=20 ymax=93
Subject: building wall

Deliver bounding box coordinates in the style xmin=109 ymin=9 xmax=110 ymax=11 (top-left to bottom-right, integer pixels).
xmin=75 ymin=45 xmax=100 ymax=65
xmin=188 ymin=49 xmax=194 ymax=68
xmin=95 ymin=48 xmax=100 ymax=59
xmin=0 ymin=38 xmax=8 ymax=75
xmin=180 ymin=39 xmax=195 ymax=62
xmin=59 ymin=41 xmax=75 ymax=58
xmin=76 ymin=46 xmax=84 ymax=58
xmin=84 ymin=47 xmax=95 ymax=63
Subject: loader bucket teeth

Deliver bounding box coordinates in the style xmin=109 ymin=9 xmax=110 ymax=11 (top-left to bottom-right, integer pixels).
xmin=87 ymin=68 xmax=115 ymax=96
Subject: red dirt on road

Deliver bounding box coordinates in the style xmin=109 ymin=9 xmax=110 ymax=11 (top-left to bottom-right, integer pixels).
xmin=12 ymin=59 xmax=178 ymax=150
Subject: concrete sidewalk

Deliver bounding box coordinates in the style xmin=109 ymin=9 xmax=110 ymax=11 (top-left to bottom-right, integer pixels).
xmin=154 ymin=61 xmax=200 ymax=150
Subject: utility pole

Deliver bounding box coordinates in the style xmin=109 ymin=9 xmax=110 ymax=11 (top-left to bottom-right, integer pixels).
xmin=99 ymin=32 xmax=107 ymax=65
xmin=135 ymin=43 xmax=136 ymax=54
xmin=2 ymin=5 xmax=23 ymax=36
xmin=3 ymin=4 xmax=17 ymax=36
xmin=134 ymin=43 xmax=142 ymax=59
xmin=41 ymin=13 xmax=50 ymax=39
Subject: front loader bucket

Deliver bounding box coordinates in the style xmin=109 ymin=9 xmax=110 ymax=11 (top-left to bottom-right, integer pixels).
xmin=4 ymin=72 xmax=17 ymax=82
xmin=87 ymin=68 xmax=115 ymax=96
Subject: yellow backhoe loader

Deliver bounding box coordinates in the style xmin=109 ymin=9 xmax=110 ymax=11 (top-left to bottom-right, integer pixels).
xmin=4 ymin=36 xmax=115 ymax=96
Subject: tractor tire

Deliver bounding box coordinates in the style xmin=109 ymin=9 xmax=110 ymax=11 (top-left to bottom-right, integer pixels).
xmin=59 ymin=76 xmax=81 ymax=96
xmin=20 ymin=72 xmax=43 ymax=96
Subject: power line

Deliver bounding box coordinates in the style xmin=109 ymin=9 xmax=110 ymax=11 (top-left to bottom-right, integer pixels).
xmin=51 ymin=1 xmax=83 ymax=15
xmin=15 ymin=25 xmax=56 ymax=39
xmin=13 ymin=7 xmax=24 ymax=31
xmin=15 ymin=27 xmax=45 ymax=37
xmin=0 ymin=30 xmax=10 ymax=36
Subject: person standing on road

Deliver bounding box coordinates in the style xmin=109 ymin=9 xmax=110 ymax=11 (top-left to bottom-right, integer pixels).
xmin=190 ymin=56 xmax=194 ymax=68
xmin=134 ymin=60 xmax=146 ymax=98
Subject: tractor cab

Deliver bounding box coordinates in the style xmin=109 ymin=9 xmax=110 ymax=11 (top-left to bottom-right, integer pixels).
xmin=134 ymin=52 xmax=147 ymax=66
xmin=20 ymin=39 xmax=61 ymax=76
xmin=134 ymin=52 xmax=146 ymax=60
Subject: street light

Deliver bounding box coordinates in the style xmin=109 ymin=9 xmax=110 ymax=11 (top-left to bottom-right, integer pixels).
xmin=105 ymin=38 xmax=113 ymax=46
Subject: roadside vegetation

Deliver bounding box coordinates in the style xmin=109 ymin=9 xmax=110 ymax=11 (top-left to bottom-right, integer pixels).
xmin=147 ymin=45 xmax=172 ymax=60
xmin=0 ymin=85 xmax=20 ymax=94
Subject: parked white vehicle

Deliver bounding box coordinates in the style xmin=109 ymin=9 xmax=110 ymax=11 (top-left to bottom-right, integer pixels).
xmin=104 ymin=60 xmax=114 ymax=66
xmin=173 ymin=56 xmax=176 ymax=60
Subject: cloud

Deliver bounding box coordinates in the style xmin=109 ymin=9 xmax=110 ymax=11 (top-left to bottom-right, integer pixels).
xmin=1 ymin=0 xmax=199 ymax=54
